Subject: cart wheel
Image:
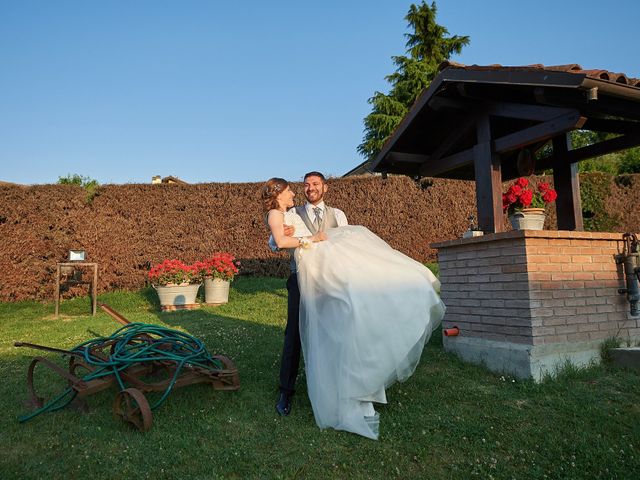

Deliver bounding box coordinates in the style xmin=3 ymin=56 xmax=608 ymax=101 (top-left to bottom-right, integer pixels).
xmin=212 ymin=354 xmax=236 ymax=371
xmin=113 ymin=388 xmax=152 ymax=432
xmin=211 ymin=355 xmax=240 ymax=390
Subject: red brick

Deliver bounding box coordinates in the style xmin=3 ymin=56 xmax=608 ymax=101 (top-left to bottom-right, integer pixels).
xmin=567 ymin=332 xmax=590 ymax=342
xmin=543 ymin=316 xmax=567 ymax=326
xmin=553 ymin=307 xmax=578 ymax=317
xmin=544 ymin=334 xmax=568 ymax=344
xmin=552 ymin=290 xmax=575 ymax=299
xmin=534 ymin=326 xmax=556 ymax=336
xmin=565 ymin=298 xmax=587 ymax=307
xmin=537 ymin=247 xmax=560 ymax=255
xmin=552 ymin=273 xmax=574 ymax=281
xmin=561 ymin=263 xmax=583 ymax=272
xmin=593 ymin=272 xmax=618 ymax=281
xmin=578 ymin=323 xmax=599 ymax=332
xmin=596 ymin=304 xmax=616 ymax=314
xmin=582 ymin=263 xmax=604 ymax=272
xmin=502 ymin=264 xmax=528 ymax=273
xmin=573 ymin=289 xmax=597 ymax=298
xmin=530 ymin=271 xmax=554 ymax=281
xmin=572 ymin=272 xmax=595 ymax=281
xmin=576 ymin=306 xmax=598 ymax=315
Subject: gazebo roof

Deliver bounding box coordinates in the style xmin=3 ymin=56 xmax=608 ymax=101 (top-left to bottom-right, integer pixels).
xmin=369 ymin=62 xmax=640 ymax=181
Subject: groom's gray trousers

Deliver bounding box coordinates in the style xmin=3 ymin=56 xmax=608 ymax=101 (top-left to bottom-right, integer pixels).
xmin=279 ymin=273 xmax=301 ymax=396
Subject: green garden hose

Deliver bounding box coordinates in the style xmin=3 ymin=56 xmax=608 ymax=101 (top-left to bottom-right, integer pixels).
xmin=19 ymin=322 xmax=223 ymax=423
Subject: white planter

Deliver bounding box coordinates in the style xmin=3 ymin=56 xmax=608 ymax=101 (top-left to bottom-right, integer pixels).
xmin=204 ymin=278 xmax=230 ymax=305
xmin=509 ymin=208 xmax=546 ymax=231
xmin=154 ymin=283 xmax=201 ymax=307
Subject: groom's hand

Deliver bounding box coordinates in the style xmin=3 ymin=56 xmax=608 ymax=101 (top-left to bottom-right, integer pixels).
xmin=283 ymin=224 xmax=295 ymax=237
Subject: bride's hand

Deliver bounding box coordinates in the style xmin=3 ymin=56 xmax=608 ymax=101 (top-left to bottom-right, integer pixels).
xmin=311 ymin=231 xmax=328 ymax=243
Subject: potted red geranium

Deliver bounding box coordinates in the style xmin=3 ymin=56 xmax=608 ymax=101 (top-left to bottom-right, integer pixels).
xmin=148 ymin=259 xmax=202 ymax=310
xmin=502 ymin=177 xmax=558 ymax=230
xmin=195 ymin=253 xmax=240 ymax=305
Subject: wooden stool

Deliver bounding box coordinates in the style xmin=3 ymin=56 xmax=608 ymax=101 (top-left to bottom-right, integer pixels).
xmin=55 ymin=262 xmax=98 ymax=317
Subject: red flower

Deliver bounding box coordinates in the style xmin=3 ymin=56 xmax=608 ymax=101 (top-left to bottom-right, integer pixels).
xmin=543 ymin=190 xmax=557 ymax=203
xmin=519 ymin=189 xmax=533 ymax=207
xmin=508 ymin=184 xmax=522 ymax=196
xmin=502 ymin=177 xmax=558 ymax=215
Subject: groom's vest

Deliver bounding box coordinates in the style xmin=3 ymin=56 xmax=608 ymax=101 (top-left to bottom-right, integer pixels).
xmin=290 ymin=205 xmax=339 ymax=273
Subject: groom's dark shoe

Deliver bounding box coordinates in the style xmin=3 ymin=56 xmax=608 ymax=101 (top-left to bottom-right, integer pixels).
xmin=275 ymin=393 xmax=291 ymax=416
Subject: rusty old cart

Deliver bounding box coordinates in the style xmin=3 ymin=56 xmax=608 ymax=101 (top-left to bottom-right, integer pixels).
xmin=15 ymin=303 xmax=239 ymax=431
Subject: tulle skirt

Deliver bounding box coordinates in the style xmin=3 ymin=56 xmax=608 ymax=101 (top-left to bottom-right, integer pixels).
xmin=296 ymin=225 xmax=445 ymax=439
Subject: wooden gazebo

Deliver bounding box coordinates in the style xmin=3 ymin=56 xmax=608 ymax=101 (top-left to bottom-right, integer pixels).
xmin=369 ymin=62 xmax=640 ymax=232
xmin=366 ymin=62 xmax=640 ymax=379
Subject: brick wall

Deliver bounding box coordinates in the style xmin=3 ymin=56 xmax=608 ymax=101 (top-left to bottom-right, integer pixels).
xmin=433 ymin=231 xmax=640 ymax=379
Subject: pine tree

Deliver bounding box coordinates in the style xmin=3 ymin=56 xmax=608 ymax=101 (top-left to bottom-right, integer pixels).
xmin=358 ymin=2 xmax=469 ymax=163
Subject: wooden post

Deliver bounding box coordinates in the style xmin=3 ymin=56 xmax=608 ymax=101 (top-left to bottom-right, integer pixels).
xmin=55 ymin=263 xmax=61 ymax=318
xmin=474 ymin=113 xmax=504 ymax=233
xmin=92 ymin=264 xmax=98 ymax=316
xmin=552 ymin=134 xmax=584 ymax=231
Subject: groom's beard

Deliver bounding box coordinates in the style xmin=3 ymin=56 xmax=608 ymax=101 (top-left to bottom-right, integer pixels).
xmin=305 ymin=191 xmax=324 ymax=204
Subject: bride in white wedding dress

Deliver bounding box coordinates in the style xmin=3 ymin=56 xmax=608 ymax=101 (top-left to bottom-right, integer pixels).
xmin=263 ymin=178 xmax=445 ymax=440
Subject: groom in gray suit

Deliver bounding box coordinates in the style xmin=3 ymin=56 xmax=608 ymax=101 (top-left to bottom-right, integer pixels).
xmin=274 ymin=171 xmax=348 ymax=416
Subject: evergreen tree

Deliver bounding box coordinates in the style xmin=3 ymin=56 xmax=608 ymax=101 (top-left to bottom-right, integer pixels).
xmin=358 ymin=1 xmax=469 ymax=163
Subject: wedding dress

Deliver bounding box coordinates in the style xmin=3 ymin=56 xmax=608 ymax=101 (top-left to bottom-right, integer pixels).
xmin=295 ymin=225 xmax=445 ymax=440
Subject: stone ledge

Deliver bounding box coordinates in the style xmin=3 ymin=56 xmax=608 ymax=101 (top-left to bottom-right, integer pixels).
xmin=610 ymin=347 xmax=640 ymax=369
xmin=431 ymin=230 xmax=628 ymax=249
xmin=443 ymin=335 xmax=628 ymax=381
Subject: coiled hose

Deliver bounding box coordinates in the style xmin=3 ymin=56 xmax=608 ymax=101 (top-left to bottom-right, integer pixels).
xmin=19 ymin=322 xmax=223 ymax=423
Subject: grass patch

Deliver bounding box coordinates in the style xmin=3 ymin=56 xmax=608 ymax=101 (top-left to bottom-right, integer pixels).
xmin=1 ymin=277 xmax=639 ymax=479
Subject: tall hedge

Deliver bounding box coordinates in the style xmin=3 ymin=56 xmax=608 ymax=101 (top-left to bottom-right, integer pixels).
xmin=0 ymin=174 xmax=637 ymax=302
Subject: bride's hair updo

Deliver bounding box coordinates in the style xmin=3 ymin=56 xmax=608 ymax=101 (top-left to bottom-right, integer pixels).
xmin=261 ymin=177 xmax=289 ymax=212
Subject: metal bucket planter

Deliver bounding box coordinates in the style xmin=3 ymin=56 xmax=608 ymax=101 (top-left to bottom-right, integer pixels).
xmin=204 ymin=278 xmax=230 ymax=305
xmin=509 ymin=208 xmax=546 ymax=231
xmin=154 ymin=283 xmax=201 ymax=310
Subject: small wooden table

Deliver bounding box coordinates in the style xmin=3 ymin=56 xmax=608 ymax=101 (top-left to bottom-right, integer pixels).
xmin=55 ymin=262 xmax=98 ymax=317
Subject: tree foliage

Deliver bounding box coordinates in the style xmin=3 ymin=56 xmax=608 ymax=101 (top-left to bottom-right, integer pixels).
xmin=57 ymin=173 xmax=99 ymax=188
xmin=57 ymin=174 xmax=101 ymax=204
xmin=571 ymin=130 xmax=640 ymax=174
xmin=358 ymin=1 xmax=469 ymax=163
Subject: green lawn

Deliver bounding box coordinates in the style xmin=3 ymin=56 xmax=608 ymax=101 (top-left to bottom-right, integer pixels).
xmin=1 ymin=277 xmax=638 ymax=479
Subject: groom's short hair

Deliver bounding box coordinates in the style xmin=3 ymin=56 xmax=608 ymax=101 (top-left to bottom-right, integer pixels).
xmin=304 ymin=171 xmax=326 ymax=183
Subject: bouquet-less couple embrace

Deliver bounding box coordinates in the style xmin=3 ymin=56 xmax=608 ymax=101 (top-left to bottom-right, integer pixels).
xmin=262 ymin=172 xmax=445 ymax=440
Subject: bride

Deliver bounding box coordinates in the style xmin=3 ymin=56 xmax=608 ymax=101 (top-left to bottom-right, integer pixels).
xmin=263 ymin=178 xmax=445 ymax=440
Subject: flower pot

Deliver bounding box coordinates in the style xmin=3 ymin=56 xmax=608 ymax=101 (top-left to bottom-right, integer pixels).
xmin=154 ymin=283 xmax=201 ymax=309
xmin=204 ymin=278 xmax=230 ymax=305
xmin=509 ymin=208 xmax=546 ymax=231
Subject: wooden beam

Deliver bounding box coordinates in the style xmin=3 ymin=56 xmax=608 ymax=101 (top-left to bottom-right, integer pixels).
xmin=386 ymin=152 xmax=430 ymax=164
xmin=474 ymin=114 xmax=504 ymax=233
xmin=561 ymin=132 xmax=640 ymax=163
xmin=419 ymin=148 xmax=474 ymax=177
xmin=488 ymin=102 xmax=575 ymax=121
xmin=428 ymin=110 xmax=480 ymax=163
xmin=580 ymin=117 xmax=640 ymax=135
xmin=427 ymin=96 xmax=470 ymax=111
xmin=494 ymin=111 xmax=586 ymax=154
xmin=419 ymin=111 xmax=586 ymax=177
xmin=552 ymin=134 xmax=583 ymax=231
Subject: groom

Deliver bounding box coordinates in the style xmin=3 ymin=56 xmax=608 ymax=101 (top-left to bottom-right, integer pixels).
xmin=273 ymin=171 xmax=348 ymax=416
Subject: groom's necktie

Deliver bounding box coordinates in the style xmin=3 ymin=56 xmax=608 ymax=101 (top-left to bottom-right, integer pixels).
xmin=313 ymin=207 xmax=323 ymax=230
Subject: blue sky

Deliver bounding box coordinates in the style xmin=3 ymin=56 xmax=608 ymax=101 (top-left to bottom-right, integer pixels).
xmin=1 ymin=0 xmax=638 ymax=185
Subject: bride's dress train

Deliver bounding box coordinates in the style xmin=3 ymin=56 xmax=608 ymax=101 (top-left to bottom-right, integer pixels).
xmin=296 ymin=225 xmax=445 ymax=440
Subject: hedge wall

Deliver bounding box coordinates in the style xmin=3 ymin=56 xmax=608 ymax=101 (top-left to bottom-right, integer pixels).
xmin=0 ymin=174 xmax=638 ymax=302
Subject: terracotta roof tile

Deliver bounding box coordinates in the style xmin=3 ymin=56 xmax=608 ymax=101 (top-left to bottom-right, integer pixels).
xmin=439 ymin=61 xmax=640 ymax=87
